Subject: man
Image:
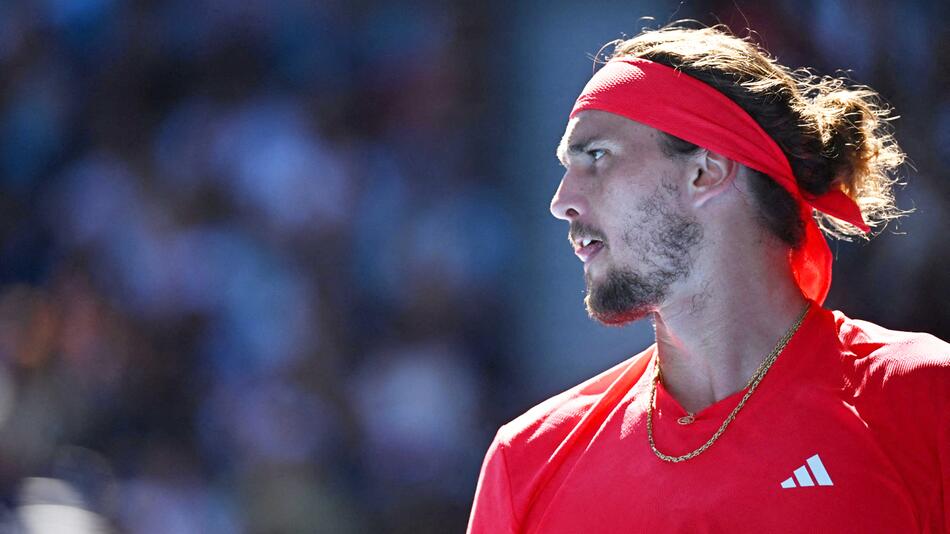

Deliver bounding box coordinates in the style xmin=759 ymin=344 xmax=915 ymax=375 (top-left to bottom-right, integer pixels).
xmin=468 ymin=24 xmax=948 ymax=533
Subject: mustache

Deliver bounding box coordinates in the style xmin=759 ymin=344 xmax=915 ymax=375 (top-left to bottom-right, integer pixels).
xmin=568 ymin=221 xmax=607 ymax=245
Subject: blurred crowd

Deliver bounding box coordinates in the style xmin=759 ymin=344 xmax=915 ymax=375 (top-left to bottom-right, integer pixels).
xmin=0 ymin=0 xmax=946 ymax=532
xmin=0 ymin=1 xmax=507 ymax=531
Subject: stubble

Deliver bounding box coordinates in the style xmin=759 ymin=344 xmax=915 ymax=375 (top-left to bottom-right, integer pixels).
xmin=584 ymin=185 xmax=703 ymax=326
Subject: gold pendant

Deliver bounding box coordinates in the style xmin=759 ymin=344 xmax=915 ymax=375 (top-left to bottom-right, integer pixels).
xmin=677 ymin=413 xmax=696 ymax=425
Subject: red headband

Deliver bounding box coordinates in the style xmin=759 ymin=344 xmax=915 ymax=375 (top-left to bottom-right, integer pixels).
xmin=570 ymin=58 xmax=870 ymax=304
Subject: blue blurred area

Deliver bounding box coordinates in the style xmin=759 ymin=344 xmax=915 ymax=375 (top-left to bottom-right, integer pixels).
xmin=0 ymin=0 xmax=946 ymax=532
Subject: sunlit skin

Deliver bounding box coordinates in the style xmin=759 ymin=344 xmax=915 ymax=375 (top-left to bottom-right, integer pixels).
xmin=553 ymin=111 xmax=702 ymax=325
xmin=551 ymin=110 xmax=808 ymax=413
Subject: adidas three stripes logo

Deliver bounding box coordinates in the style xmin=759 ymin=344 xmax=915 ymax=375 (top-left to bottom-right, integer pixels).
xmin=780 ymin=454 xmax=833 ymax=488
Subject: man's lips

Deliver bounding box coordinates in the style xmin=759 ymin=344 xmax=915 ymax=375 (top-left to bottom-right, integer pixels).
xmin=574 ymin=240 xmax=605 ymax=263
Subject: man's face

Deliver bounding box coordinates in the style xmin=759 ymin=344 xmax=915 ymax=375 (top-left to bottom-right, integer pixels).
xmin=552 ymin=111 xmax=703 ymax=325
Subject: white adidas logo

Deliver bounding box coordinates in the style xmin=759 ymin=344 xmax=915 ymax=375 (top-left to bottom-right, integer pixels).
xmin=780 ymin=454 xmax=833 ymax=488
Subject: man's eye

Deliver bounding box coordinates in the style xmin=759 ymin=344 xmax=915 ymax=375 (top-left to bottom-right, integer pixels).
xmin=588 ymin=149 xmax=606 ymax=161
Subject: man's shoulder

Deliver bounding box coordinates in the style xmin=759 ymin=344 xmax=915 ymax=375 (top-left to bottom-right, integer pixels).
xmin=495 ymin=346 xmax=653 ymax=454
xmin=833 ymin=310 xmax=949 ymax=372
xmin=832 ymin=310 xmax=949 ymax=400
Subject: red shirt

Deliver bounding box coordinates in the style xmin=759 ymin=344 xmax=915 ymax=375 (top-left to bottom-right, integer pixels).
xmin=468 ymin=305 xmax=950 ymax=533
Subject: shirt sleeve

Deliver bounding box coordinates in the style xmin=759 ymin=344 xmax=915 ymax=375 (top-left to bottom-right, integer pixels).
xmin=467 ymin=429 xmax=518 ymax=534
xmin=941 ymin=375 xmax=950 ymax=534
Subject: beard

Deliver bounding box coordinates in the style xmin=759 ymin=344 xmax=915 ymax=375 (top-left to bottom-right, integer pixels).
xmin=585 ymin=267 xmax=670 ymax=325
xmin=584 ymin=196 xmax=702 ymax=326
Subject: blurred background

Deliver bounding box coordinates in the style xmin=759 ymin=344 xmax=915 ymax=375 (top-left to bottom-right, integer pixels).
xmin=0 ymin=0 xmax=946 ymax=532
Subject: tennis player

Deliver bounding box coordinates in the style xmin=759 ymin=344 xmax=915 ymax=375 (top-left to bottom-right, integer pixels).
xmin=468 ymin=24 xmax=948 ymax=533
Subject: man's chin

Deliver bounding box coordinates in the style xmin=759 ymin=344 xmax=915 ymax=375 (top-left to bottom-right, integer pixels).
xmin=583 ymin=269 xmax=660 ymax=326
xmin=585 ymin=297 xmax=652 ymax=326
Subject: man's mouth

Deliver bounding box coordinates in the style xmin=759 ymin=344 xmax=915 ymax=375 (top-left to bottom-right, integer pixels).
xmin=574 ymin=238 xmax=605 ymax=263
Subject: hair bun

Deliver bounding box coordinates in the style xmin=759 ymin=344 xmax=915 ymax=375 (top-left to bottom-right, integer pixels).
xmin=802 ymin=82 xmax=905 ymax=236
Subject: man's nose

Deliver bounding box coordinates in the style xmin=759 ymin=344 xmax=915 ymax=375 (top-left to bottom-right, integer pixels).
xmin=550 ymin=173 xmax=587 ymax=221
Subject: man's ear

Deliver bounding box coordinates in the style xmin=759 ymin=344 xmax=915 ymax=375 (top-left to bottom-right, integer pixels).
xmin=686 ymin=149 xmax=739 ymax=208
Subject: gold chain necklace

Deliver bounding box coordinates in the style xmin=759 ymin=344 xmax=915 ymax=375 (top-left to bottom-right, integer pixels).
xmin=646 ymin=304 xmax=810 ymax=463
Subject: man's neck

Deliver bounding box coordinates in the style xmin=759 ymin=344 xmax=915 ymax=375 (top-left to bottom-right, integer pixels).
xmin=650 ymin=239 xmax=808 ymax=414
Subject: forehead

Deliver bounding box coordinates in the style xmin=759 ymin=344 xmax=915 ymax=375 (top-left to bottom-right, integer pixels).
xmin=558 ymin=110 xmax=662 ymax=158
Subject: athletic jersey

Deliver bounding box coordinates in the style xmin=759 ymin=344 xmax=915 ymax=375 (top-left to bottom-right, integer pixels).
xmin=467 ymin=303 xmax=950 ymax=533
